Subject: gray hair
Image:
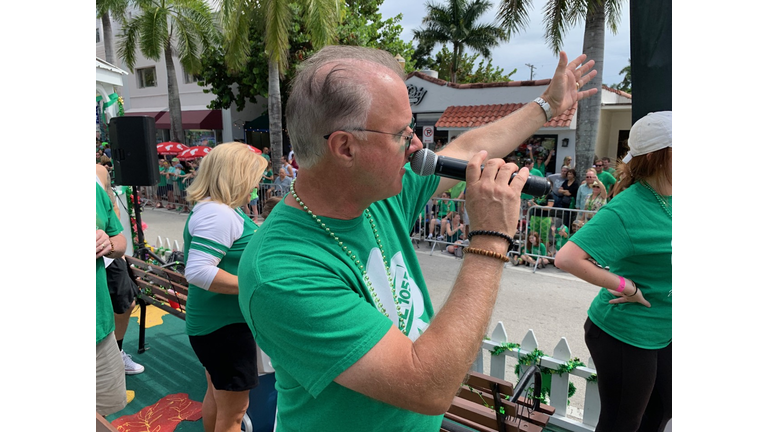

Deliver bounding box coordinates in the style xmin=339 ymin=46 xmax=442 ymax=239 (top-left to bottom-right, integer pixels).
xmin=285 ymin=45 xmax=406 ymax=168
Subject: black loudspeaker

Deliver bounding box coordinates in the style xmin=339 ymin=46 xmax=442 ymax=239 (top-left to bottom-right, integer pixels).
xmin=630 ymin=0 xmax=672 ymax=123
xmin=109 ymin=116 xmax=160 ymax=186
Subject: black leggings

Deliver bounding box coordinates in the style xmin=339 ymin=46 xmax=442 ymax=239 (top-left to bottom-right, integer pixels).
xmin=584 ymin=317 xmax=672 ymax=432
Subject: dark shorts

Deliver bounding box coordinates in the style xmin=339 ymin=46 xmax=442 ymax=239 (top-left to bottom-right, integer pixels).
xmin=106 ymin=257 xmax=139 ymax=314
xmin=158 ymin=185 xmax=168 ymax=196
xmin=189 ymin=323 xmax=259 ymax=392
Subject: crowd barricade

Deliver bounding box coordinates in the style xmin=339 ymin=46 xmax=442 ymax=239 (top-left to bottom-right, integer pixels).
xmin=138 ymin=175 xmax=195 ymax=213
xmin=138 ymin=181 xmax=287 ymax=217
xmin=410 ymin=197 xmax=470 ymax=256
xmin=510 ymin=206 xmax=597 ymax=272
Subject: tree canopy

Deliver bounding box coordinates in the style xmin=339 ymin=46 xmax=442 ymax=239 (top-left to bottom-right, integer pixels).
xmin=198 ymin=0 xmax=415 ymax=112
xmin=416 ymin=45 xmax=516 ymax=83
xmin=413 ymin=0 xmax=509 ymax=83
xmin=610 ymin=58 xmax=631 ymax=93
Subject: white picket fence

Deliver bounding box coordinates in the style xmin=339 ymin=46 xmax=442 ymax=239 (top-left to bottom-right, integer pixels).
xmin=472 ymin=321 xmax=600 ymax=432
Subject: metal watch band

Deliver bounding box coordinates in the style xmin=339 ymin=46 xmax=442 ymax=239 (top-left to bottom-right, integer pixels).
xmin=533 ymin=97 xmax=552 ymax=122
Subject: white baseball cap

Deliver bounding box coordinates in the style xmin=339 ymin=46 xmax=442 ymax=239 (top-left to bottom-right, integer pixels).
xmin=622 ymin=111 xmax=672 ymax=163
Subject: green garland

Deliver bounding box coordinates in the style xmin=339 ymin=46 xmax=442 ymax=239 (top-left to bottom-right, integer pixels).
xmin=489 ymin=341 xmax=594 ymax=404
xmin=491 ymin=342 xmax=520 ymax=356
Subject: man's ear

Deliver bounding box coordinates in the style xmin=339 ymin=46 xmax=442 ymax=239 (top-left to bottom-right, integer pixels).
xmin=327 ymin=132 xmax=356 ymax=166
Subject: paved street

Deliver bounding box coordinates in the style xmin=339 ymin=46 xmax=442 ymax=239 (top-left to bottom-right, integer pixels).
xmin=135 ymin=204 xmax=600 ymax=413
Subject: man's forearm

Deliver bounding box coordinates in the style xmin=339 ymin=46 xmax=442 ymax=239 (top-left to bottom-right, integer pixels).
xmin=410 ymin=237 xmax=508 ymax=407
xmin=434 ymin=103 xmax=547 ymax=194
xmin=445 ymin=103 xmax=547 ymax=162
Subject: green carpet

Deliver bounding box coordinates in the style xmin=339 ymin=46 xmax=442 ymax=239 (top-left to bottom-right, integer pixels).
xmin=106 ymin=305 xmax=207 ymax=431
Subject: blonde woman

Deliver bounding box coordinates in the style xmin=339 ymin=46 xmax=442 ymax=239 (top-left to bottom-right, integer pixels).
xmin=562 ymin=155 xmax=573 ymax=167
xmin=582 ymin=179 xmax=607 ymax=222
xmin=182 ymin=143 xmax=268 ymax=432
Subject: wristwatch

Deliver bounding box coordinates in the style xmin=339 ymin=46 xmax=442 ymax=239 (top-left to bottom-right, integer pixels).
xmin=533 ymin=97 xmax=553 ymax=122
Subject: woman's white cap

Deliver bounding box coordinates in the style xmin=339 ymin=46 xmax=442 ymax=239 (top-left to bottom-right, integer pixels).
xmin=622 ymin=111 xmax=672 ymax=163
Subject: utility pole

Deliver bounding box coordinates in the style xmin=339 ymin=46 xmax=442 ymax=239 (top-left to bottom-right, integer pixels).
xmin=525 ymin=63 xmax=536 ymax=80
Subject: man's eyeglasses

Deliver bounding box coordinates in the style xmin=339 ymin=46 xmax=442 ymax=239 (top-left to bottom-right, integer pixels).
xmin=324 ymin=117 xmax=416 ymax=146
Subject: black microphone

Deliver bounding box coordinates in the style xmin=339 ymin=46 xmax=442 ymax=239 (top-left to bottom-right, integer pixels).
xmin=409 ymin=148 xmax=551 ymax=197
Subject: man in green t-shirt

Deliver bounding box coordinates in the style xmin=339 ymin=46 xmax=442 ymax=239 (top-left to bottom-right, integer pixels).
xmin=96 ymin=184 xmax=129 ymax=416
xmin=601 ymin=157 xmax=616 ymax=177
xmin=237 ymin=45 xmax=598 ymax=431
xmin=595 ymin=160 xmax=616 ymax=195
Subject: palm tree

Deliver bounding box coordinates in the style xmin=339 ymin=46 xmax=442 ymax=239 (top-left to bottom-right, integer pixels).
xmin=96 ymin=0 xmax=129 ymax=65
xmin=117 ymin=0 xmax=218 ymax=144
xmin=217 ymin=0 xmax=340 ymax=175
xmin=413 ymin=0 xmax=509 ymax=83
xmin=496 ymin=0 xmax=624 ymax=178
xmin=612 ymin=58 xmax=631 ymax=93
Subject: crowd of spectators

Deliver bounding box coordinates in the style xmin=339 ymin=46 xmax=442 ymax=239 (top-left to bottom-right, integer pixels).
xmin=413 ymin=150 xmax=622 ymax=269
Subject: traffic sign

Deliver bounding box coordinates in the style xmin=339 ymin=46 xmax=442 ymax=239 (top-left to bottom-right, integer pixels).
xmin=423 ymin=126 xmax=434 ymax=144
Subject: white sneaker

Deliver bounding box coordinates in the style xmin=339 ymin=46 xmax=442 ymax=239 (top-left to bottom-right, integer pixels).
xmin=437 ymin=235 xmax=445 ymax=241
xmin=122 ymin=350 xmax=145 ymax=375
xmin=427 ymin=233 xmax=433 ymax=239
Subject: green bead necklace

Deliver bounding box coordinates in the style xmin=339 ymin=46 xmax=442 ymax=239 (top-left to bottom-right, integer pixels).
xmin=641 ymin=181 xmax=672 ymax=219
xmin=290 ymin=179 xmax=406 ymax=334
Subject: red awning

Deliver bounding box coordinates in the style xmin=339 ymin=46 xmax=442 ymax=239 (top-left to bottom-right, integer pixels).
xmin=123 ymin=111 xmax=165 ymax=121
xmin=155 ymin=110 xmax=223 ymax=130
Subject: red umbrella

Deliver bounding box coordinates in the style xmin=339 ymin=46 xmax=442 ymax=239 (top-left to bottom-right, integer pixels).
xmin=156 ymin=142 xmax=189 ymax=155
xmin=245 ymin=145 xmax=262 ymax=155
xmin=177 ymin=146 xmax=212 ymax=161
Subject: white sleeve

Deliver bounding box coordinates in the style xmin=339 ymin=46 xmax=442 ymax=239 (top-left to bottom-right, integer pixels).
xmin=184 ymin=202 xmax=244 ymax=290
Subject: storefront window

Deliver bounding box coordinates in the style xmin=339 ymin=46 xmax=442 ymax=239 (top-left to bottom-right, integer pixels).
xmin=156 ymin=129 xmax=170 ymax=144
xmin=185 ymin=129 xmax=218 ymax=146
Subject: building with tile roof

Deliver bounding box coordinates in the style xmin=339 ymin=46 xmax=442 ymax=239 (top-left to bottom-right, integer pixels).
xmin=406 ymin=71 xmax=632 ymax=174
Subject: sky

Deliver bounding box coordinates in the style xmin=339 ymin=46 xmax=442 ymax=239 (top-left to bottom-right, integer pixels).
xmin=378 ymin=0 xmax=631 ymax=86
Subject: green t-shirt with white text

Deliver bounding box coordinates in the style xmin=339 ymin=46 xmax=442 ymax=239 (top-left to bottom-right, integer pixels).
xmin=238 ymin=166 xmax=442 ymax=432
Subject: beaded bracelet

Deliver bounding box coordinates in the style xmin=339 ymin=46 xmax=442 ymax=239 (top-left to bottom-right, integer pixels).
xmin=106 ymin=238 xmax=116 ymax=257
xmin=464 ymin=247 xmax=510 ymax=263
xmin=467 ymin=230 xmax=514 ymax=252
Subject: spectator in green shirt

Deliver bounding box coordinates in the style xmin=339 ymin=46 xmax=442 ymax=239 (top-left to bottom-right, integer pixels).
xmin=594 ymin=160 xmax=616 ymax=195
xmin=601 ymin=157 xmax=616 ymax=177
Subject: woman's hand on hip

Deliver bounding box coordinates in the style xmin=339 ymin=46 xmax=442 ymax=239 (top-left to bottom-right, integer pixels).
xmin=606 ymin=278 xmax=651 ymax=308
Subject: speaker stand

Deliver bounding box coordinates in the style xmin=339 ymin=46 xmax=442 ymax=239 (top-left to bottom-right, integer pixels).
xmin=130 ymin=186 xmax=165 ymax=263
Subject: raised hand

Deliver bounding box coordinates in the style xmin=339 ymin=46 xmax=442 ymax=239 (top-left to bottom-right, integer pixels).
xmin=541 ymin=52 xmax=599 ymax=117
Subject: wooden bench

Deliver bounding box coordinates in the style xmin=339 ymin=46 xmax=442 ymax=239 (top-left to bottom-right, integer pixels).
xmin=441 ymin=367 xmax=554 ymax=432
xmin=96 ymin=412 xmax=120 ymax=432
xmin=125 ymin=255 xmax=189 ymax=353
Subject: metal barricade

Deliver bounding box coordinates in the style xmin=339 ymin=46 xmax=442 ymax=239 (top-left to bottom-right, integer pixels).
xmin=411 ymin=197 xmax=469 ymax=256
xmin=511 ymin=206 xmax=597 ymax=272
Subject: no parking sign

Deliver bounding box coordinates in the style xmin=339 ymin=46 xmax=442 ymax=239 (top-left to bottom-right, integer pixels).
xmin=423 ymin=126 xmax=434 ymax=144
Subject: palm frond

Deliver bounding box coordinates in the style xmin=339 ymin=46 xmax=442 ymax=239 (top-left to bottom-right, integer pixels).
xmin=495 ymin=0 xmax=533 ymax=34
xmin=302 ymin=0 xmax=340 ymax=48
xmin=220 ymin=0 xmax=255 ymax=71
xmin=542 ymin=0 xmax=575 ymax=55
xmin=138 ymin=5 xmax=168 ymax=61
xmin=96 ymin=0 xmax=131 ymax=22
xmin=604 ymin=0 xmax=623 ymax=34
xmin=264 ymin=0 xmax=293 ymax=75
xmin=116 ymin=16 xmax=141 ymax=71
